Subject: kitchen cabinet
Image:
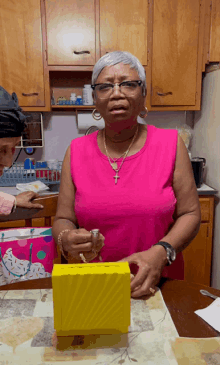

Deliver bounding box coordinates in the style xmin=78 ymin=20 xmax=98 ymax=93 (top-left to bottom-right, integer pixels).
xmin=183 ymin=196 xmax=214 ymax=286
xmin=202 ymin=0 xmax=212 ymax=71
xmin=2 ymin=0 xmax=215 ymax=111
xmin=99 ymin=0 xmax=149 ymax=66
xmin=149 ymin=0 xmax=205 ymax=110
xmin=0 ymin=0 xmax=45 ymax=107
xmin=45 ymin=0 xmax=149 ymax=67
xmin=45 ymin=0 xmax=96 ymax=66
xmin=209 ymin=0 xmax=220 ymax=61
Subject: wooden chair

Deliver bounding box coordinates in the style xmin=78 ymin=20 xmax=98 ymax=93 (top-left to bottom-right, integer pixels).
xmin=0 ymin=194 xmax=58 ymax=228
xmin=0 ymin=194 xmax=62 ymax=263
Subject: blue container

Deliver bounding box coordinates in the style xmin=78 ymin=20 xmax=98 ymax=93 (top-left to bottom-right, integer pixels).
xmin=76 ymin=97 xmax=83 ymax=105
xmin=24 ymin=158 xmax=35 ymax=169
xmin=36 ymin=161 xmax=48 ymax=168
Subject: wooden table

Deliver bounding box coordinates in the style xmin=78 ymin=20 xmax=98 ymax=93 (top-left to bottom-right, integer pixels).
xmin=0 ymin=278 xmax=219 ymax=338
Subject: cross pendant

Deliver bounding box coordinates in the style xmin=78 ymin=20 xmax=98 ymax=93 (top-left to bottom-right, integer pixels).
xmin=114 ymin=172 xmax=120 ymax=184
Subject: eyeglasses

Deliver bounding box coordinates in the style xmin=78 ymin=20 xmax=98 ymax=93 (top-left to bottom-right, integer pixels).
xmin=91 ymin=80 xmax=143 ymax=99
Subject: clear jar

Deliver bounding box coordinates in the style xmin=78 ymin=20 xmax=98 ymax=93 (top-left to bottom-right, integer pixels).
xmin=83 ymin=84 xmax=93 ymax=105
xmin=70 ymin=93 xmax=76 ymax=104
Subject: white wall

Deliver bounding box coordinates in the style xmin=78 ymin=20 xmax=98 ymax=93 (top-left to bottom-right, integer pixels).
xmin=191 ymin=69 xmax=220 ymax=289
xmin=16 ymin=110 xmax=193 ymax=163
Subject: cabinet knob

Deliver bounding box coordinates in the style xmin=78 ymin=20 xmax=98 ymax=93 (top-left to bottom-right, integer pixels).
xmin=22 ymin=93 xmax=39 ymax=96
xmin=157 ymin=91 xmax=173 ymax=96
xmin=73 ymin=51 xmax=90 ymax=55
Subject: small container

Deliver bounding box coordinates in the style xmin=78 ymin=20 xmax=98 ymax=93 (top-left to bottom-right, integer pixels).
xmin=70 ymin=93 xmax=76 ymax=105
xmin=191 ymin=157 xmax=206 ymax=188
xmin=47 ymin=159 xmax=59 ymax=169
xmin=83 ymin=84 xmax=93 ymax=105
xmin=36 ymin=161 xmax=48 ymax=169
xmin=75 ymin=96 xmax=83 ymax=105
xmin=24 ymin=158 xmax=35 ymax=170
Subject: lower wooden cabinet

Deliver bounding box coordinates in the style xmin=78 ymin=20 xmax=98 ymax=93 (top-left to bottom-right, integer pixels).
xmin=183 ymin=196 xmax=214 ymax=286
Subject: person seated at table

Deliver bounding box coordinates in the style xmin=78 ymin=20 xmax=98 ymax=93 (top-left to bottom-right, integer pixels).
xmin=0 ymin=86 xmax=43 ymax=215
xmin=52 ymin=51 xmax=201 ymax=298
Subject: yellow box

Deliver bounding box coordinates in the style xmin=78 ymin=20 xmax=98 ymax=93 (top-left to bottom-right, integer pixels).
xmin=52 ymin=262 xmax=131 ymax=336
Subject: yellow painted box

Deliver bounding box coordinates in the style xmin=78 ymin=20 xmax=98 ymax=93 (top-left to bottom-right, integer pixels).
xmin=52 ymin=262 xmax=131 ymax=336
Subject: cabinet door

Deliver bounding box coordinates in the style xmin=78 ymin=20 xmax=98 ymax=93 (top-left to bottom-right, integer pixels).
xmin=0 ymin=1 xmax=45 ymax=107
xmin=100 ymin=0 xmax=148 ymax=66
xmin=151 ymin=0 xmax=201 ymax=106
xmin=183 ymin=223 xmax=210 ymax=286
xmin=209 ymin=0 xmax=220 ymax=61
xmin=45 ymin=0 xmax=96 ymax=66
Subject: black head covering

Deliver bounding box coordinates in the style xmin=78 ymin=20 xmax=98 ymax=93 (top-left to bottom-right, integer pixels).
xmin=0 ymin=86 xmax=26 ymax=138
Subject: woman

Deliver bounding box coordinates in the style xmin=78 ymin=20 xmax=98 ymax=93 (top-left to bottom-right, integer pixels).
xmin=52 ymin=51 xmax=201 ymax=298
xmin=0 ymin=86 xmax=43 ymax=214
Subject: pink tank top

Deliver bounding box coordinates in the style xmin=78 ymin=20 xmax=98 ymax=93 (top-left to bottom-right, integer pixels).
xmin=70 ymin=125 xmax=184 ymax=280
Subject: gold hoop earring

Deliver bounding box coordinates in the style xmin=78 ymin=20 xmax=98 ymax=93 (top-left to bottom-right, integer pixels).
xmin=92 ymin=109 xmax=102 ymax=121
xmin=139 ymin=107 xmax=148 ymax=119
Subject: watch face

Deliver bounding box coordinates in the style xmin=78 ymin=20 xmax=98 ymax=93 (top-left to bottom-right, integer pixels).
xmin=168 ymin=248 xmax=176 ymax=262
xmin=154 ymin=242 xmax=176 ymax=265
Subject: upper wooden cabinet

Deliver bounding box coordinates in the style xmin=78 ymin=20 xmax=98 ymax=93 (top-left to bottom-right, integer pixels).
xmin=99 ymin=0 xmax=149 ymax=66
xmin=209 ymin=0 xmax=220 ymax=61
xmin=2 ymin=0 xmax=217 ymax=111
xmin=45 ymin=0 xmax=96 ymax=66
xmin=150 ymin=0 xmax=203 ymax=107
xmin=0 ymin=0 xmax=45 ymax=107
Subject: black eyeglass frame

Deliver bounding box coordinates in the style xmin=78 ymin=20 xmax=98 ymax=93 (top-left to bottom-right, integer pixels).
xmin=91 ymin=80 xmax=143 ymax=92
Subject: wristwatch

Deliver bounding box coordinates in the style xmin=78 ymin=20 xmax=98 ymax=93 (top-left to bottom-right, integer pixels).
xmin=154 ymin=241 xmax=176 ymax=266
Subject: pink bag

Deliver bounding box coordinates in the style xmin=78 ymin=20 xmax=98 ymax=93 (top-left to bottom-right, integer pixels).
xmin=0 ymin=227 xmax=57 ymax=285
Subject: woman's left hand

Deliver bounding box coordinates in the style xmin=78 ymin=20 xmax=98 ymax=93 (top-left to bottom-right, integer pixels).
xmin=121 ymin=246 xmax=168 ymax=298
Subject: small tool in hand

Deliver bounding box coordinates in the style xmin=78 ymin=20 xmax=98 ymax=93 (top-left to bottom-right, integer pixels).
xmin=90 ymin=229 xmax=102 ymax=261
xmin=79 ymin=253 xmax=87 ymax=263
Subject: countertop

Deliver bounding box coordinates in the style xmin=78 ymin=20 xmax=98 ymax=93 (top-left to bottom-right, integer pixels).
xmin=196 ymin=183 xmax=218 ymax=195
xmin=0 ymin=183 xmax=217 ymax=196
xmin=0 ymin=185 xmax=59 ymax=196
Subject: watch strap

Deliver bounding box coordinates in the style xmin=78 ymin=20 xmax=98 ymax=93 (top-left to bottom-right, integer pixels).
xmin=154 ymin=241 xmax=176 ymax=266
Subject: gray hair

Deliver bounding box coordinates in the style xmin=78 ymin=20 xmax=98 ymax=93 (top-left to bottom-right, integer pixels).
xmin=92 ymin=51 xmax=147 ymax=96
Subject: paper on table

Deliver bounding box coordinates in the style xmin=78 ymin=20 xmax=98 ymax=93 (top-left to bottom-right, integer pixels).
xmin=195 ymin=298 xmax=220 ymax=332
xmin=16 ymin=181 xmax=49 ymax=193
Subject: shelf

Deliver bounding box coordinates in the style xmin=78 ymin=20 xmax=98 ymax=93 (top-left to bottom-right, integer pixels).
xmin=51 ymin=105 xmax=95 ymax=110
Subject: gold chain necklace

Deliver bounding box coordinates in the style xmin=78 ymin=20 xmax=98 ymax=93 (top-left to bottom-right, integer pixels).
xmin=105 ymin=150 xmax=127 ymax=170
xmin=103 ymin=125 xmax=139 ymax=184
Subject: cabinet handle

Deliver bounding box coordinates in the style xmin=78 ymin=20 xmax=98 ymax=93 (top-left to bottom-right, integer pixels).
xmin=22 ymin=93 xmax=39 ymax=96
xmin=157 ymin=91 xmax=173 ymax=96
xmin=73 ymin=51 xmax=90 ymax=55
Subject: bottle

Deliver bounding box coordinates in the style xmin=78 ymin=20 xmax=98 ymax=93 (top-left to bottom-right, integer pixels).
xmin=75 ymin=96 xmax=83 ymax=105
xmin=83 ymin=84 xmax=93 ymax=105
xmin=70 ymin=93 xmax=76 ymax=105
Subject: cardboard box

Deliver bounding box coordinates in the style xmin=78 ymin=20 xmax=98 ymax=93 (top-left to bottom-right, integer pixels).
xmin=52 ymin=262 xmax=131 ymax=336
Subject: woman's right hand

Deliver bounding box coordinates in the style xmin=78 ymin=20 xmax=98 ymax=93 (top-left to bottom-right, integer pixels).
xmin=16 ymin=191 xmax=44 ymax=209
xmin=62 ymin=228 xmax=105 ymax=262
